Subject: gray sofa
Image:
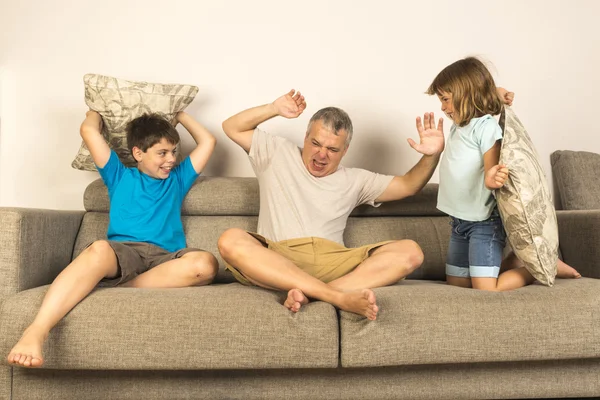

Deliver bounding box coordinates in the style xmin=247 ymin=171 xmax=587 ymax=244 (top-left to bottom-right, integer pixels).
xmin=1 ymin=167 xmax=600 ymax=399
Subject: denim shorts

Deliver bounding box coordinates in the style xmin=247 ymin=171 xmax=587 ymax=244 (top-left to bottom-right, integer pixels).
xmin=446 ymin=209 xmax=507 ymax=279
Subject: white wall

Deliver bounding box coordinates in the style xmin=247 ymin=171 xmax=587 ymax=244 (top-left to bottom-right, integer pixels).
xmin=1 ymin=0 xmax=599 ymax=210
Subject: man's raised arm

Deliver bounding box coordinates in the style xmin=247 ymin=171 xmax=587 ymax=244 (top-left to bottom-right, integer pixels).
xmin=222 ymin=89 xmax=306 ymax=153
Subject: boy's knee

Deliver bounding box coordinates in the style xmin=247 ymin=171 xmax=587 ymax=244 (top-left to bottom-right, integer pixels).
xmin=85 ymin=240 xmax=114 ymax=259
xmin=183 ymin=251 xmax=218 ymax=283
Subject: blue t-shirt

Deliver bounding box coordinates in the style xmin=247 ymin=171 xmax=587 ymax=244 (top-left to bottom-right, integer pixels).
xmin=437 ymin=115 xmax=503 ymax=221
xmin=97 ymin=151 xmax=199 ymax=252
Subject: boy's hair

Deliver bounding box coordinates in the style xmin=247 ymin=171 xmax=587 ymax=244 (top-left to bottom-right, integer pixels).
xmin=426 ymin=57 xmax=503 ymax=127
xmin=126 ymin=113 xmax=180 ymax=154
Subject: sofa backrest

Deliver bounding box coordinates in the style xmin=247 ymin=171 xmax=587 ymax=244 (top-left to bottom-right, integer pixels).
xmin=551 ymin=150 xmax=600 ymax=210
xmin=75 ymin=177 xmax=451 ymax=283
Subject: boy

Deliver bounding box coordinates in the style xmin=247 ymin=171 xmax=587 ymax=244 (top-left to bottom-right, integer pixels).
xmin=7 ymin=110 xmax=218 ymax=368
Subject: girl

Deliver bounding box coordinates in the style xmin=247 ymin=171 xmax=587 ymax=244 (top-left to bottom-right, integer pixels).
xmin=425 ymin=57 xmax=579 ymax=291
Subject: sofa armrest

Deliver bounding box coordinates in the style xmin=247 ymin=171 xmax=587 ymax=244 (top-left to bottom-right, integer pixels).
xmin=0 ymin=208 xmax=85 ymax=304
xmin=556 ymin=210 xmax=600 ymax=279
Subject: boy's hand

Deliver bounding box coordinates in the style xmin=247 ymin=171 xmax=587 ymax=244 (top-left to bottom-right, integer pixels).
xmin=272 ymin=89 xmax=306 ymax=119
xmin=485 ymin=164 xmax=509 ymax=189
xmin=84 ymin=110 xmax=103 ymax=132
xmin=80 ymin=110 xmax=111 ymax=168
xmin=409 ymin=112 xmax=445 ymax=156
xmin=496 ymin=87 xmax=515 ymax=106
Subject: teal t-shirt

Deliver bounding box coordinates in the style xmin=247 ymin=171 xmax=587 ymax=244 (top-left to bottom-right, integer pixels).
xmin=437 ymin=115 xmax=503 ymax=221
xmin=97 ymin=150 xmax=199 ymax=252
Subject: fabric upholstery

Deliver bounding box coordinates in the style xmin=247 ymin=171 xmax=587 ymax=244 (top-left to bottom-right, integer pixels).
xmin=72 ymin=74 xmax=198 ymax=171
xmin=496 ymin=106 xmax=558 ymax=286
xmin=551 ymin=150 xmax=600 ymax=210
xmin=83 ymin=177 xmax=443 ymax=217
xmin=340 ymin=279 xmax=600 ymax=367
xmin=0 ymin=208 xmax=84 ymax=302
xmin=10 ymin=359 xmax=600 ymax=400
xmin=557 ymin=210 xmax=600 ymax=279
xmin=0 ymin=284 xmax=338 ymax=370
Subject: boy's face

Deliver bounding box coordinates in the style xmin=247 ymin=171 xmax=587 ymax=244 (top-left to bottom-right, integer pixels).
xmin=132 ymin=138 xmax=177 ymax=179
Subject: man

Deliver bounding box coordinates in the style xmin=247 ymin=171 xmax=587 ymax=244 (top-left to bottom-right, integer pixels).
xmin=218 ymin=89 xmax=444 ymax=320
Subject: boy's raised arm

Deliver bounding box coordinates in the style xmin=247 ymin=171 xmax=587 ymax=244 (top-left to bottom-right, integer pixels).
xmin=80 ymin=110 xmax=111 ymax=168
xmin=176 ymin=112 xmax=217 ymax=174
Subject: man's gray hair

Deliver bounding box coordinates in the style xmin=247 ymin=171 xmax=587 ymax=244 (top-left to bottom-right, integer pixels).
xmin=306 ymin=107 xmax=353 ymax=147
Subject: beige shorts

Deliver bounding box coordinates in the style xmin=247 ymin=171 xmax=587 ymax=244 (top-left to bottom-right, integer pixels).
xmin=224 ymin=232 xmax=394 ymax=286
xmin=86 ymin=241 xmax=202 ymax=287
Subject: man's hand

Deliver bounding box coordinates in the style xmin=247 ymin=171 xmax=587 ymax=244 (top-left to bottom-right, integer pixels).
xmin=408 ymin=112 xmax=445 ymax=156
xmin=272 ymin=89 xmax=306 ymax=119
xmin=485 ymin=164 xmax=509 ymax=189
xmin=496 ymin=87 xmax=515 ymax=106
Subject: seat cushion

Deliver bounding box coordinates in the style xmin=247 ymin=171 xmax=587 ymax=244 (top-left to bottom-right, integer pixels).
xmin=496 ymin=106 xmax=558 ymax=286
xmin=0 ymin=284 xmax=339 ymax=370
xmin=340 ymin=279 xmax=600 ymax=367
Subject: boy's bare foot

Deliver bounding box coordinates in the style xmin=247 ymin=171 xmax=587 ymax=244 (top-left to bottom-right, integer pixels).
xmin=284 ymin=288 xmax=309 ymax=312
xmin=556 ymin=259 xmax=581 ymax=279
xmin=338 ymin=289 xmax=379 ymax=321
xmin=7 ymin=325 xmax=47 ymax=368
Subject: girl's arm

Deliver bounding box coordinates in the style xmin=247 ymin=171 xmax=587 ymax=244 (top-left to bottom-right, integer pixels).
xmin=483 ymin=141 xmax=508 ymax=189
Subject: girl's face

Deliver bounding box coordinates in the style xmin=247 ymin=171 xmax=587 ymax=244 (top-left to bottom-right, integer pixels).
xmin=437 ymin=91 xmax=455 ymax=122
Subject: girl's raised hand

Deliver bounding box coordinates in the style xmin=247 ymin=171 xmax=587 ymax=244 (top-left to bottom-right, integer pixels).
xmin=408 ymin=112 xmax=445 ymax=156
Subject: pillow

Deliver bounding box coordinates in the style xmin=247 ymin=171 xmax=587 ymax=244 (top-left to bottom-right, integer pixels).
xmin=496 ymin=106 xmax=558 ymax=286
xmin=72 ymin=74 xmax=199 ymax=171
xmin=551 ymin=150 xmax=600 ymax=210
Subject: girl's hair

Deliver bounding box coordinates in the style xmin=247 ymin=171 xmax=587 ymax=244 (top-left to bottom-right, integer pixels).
xmin=426 ymin=57 xmax=503 ymax=127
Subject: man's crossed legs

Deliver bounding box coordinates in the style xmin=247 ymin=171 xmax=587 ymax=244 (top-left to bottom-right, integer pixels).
xmin=217 ymin=228 xmax=424 ymax=321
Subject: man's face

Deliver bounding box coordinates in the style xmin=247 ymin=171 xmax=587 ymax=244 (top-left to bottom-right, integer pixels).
xmin=133 ymin=138 xmax=177 ymax=179
xmin=301 ymin=120 xmax=348 ymax=178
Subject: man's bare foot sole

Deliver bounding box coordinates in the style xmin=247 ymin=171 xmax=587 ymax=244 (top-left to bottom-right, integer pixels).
xmin=284 ymin=288 xmax=309 ymax=312
xmin=339 ymin=289 xmax=379 ymax=321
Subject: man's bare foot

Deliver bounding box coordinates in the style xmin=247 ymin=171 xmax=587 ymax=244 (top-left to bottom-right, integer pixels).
xmin=284 ymin=288 xmax=309 ymax=312
xmin=338 ymin=289 xmax=379 ymax=321
xmin=7 ymin=326 xmax=47 ymax=368
xmin=556 ymin=259 xmax=581 ymax=279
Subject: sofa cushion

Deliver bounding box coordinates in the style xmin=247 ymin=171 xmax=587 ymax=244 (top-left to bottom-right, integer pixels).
xmin=340 ymin=279 xmax=600 ymax=367
xmin=496 ymin=106 xmax=558 ymax=286
xmin=72 ymin=74 xmax=198 ymax=171
xmin=83 ymin=177 xmax=443 ymax=217
xmin=551 ymin=150 xmax=600 ymax=210
xmin=0 ymin=284 xmax=339 ymax=370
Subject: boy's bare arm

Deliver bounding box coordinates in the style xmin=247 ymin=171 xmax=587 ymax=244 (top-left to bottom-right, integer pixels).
xmin=176 ymin=112 xmax=217 ymax=174
xmin=80 ymin=110 xmax=111 ymax=168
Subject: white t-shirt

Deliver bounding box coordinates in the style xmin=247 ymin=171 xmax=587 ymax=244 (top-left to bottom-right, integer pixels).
xmin=249 ymin=128 xmax=394 ymax=245
xmin=437 ymin=114 xmax=503 ymax=221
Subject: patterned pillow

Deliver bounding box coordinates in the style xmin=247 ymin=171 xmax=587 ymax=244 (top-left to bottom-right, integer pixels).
xmin=72 ymin=74 xmax=199 ymax=171
xmin=496 ymin=106 xmax=558 ymax=286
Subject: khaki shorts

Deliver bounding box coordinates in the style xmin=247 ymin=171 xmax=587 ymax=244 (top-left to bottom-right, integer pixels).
xmin=224 ymin=232 xmax=394 ymax=286
xmin=85 ymin=241 xmax=202 ymax=287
